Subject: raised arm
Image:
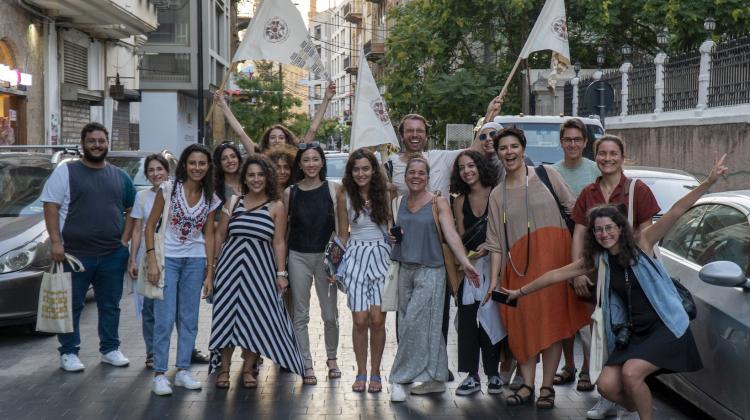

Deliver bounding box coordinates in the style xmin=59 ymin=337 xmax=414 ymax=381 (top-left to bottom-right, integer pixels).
xmin=215 ymin=90 xmax=256 ymax=154
xmin=302 ymin=81 xmax=336 ymax=143
xmin=470 ymin=95 xmax=504 ymax=151
xmin=640 ymin=153 xmax=728 ymax=250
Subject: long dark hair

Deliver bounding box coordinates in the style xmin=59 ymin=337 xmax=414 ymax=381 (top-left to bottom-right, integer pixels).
xmin=259 ymin=124 xmax=298 ymax=151
xmin=343 ymin=148 xmax=389 ymax=225
xmin=239 ymin=154 xmax=279 ymax=202
xmin=293 ymin=145 xmax=327 ymax=183
xmin=449 ymin=150 xmax=497 ymax=195
xmin=175 ymin=143 xmax=214 ymax=202
xmin=212 ymin=142 xmax=242 ymax=203
xmin=582 ymin=204 xmax=639 ymax=269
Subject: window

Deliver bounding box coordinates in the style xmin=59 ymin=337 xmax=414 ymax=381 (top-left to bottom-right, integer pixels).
xmin=661 ymin=205 xmax=707 ymax=259
xmin=148 ymin=0 xmax=190 ymax=45
xmin=690 ymin=205 xmax=750 ymax=274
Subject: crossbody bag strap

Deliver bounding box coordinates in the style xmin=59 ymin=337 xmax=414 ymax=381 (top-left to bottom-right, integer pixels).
xmin=626 ymin=177 xmax=635 ymax=225
xmin=431 ymin=195 xmax=446 ymax=244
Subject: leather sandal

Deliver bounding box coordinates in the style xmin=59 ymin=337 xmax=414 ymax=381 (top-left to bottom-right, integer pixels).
xmin=241 ymin=360 xmax=257 ymax=389
xmin=326 ymin=358 xmax=342 ymax=379
xmin=536 ymin=386 xmax=556 ymax=409
xmin=506 ymin=384 xmax=535 ymax=406
xmin=303 ymin=368 xmax=317 ymax=386
xmin=215 ymin=369 xmax=230 ymax=389
xmin=367 ymin=375 xmax=382 ymax=393
xmin=352 ymin=374 xmax=367 ymax=392
xmin=577 ymin=371 xmax=595 ymax=392
xmin=552 ymin=365 xmax=576 ymax=385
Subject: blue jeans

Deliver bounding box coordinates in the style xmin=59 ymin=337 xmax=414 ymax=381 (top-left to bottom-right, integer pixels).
xmin=141 ymin=297 xmax=154 ymax=355
xmin=57 ymin=245 xmax=129 ymax=355
xmin=153 ymin=257 xmax=206 ymax=373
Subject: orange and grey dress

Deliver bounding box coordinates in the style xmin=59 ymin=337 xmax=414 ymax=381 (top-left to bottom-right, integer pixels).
xmin=485 ymin=165 xmax=589 ymax=364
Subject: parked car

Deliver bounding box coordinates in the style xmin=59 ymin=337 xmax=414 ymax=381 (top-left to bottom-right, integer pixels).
xmin=324 ymin=151 xmax=348 ymax=184
xmin=624 ymin=166 xmax=700 ymax=220
xmin=492 ymin=115 xmax=604 ymax=164
xmin=658 ymin=190 xmax=750 ymax=420
xmin=0 ymin=148 xmax=175 ymax=329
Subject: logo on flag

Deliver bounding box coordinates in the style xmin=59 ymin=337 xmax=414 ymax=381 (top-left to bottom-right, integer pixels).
xmin=264 ymin=17 xmax=289 ymax=43
xmin=551 ymin=17 xmax=568 ymax=42
xmin=371 ymin=99 xmax=391 ymax=125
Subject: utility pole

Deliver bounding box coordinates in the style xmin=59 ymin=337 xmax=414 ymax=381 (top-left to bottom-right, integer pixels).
xmin=197 ymin=0 xmax=205 ymax=144
xmin=278 ymin=63 xmax=283 ymax=121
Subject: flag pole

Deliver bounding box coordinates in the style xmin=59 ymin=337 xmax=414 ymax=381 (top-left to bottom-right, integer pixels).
xmin=498 ymin=56 xmax=524 ymax=101
xmin=205 ymin=63 xmax=235 ymax=123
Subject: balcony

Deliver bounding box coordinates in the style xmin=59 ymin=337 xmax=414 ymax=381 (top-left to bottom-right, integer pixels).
xmin=27 ymin=0 xmax=158 ymax=38
xmin=343 ymin=1 xmax=362 ymax=24
xmin=344 ymin=55 xmax=358 ymax=75
xmin=364 ymin=40 xmax=385 ymax=61
xmin=365 ymin=0 xmax=384 ymax=3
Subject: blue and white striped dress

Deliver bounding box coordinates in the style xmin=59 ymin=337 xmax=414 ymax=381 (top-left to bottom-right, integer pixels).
xmin=208 ymin=200 xmax=304 ymax=376
xmin=338 ymin=195 xmax=391 ymax=312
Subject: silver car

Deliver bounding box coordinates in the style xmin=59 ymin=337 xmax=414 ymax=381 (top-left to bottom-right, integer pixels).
xmin=658 ymin=190 xmax=750 ymax=420
xmin=624 ymin=166 xmax=699 ymax=220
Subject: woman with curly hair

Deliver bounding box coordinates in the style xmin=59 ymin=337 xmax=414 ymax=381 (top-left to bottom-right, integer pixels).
xmin=208 ymin=154 xmax=304 ymax=388
xmin=265 ymin=145 xmax=297 ymax=194
xmin=502 ymin=154 xmax=727 ymax=420
xmin=448 ymin=150 xmax=509 ymax=396
xmin=213 ymin=82 xmax=336 ymax=153
xmin=334 ymin=148 xmax=392 ymax=393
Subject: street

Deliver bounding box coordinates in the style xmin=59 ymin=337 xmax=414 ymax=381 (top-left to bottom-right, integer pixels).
xmin=0 ymin=289 xmax=704 ymax=420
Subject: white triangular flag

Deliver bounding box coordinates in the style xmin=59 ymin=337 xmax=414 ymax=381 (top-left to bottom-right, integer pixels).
xmin=234 ymin=0 xmax=328 ymax=79
xmin=350 ymin=50 xmax=399 ymax=151
xmin=519 ymin=0 xmax=570 ymax=72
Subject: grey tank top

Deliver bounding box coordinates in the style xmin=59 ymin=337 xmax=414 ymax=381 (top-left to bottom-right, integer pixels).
xmin=390 ymin=198 xmax=444 ymax=267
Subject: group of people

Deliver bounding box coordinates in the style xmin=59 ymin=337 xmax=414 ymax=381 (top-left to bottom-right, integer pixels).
xmin=41 ymin=89 xmax=727 ymax=419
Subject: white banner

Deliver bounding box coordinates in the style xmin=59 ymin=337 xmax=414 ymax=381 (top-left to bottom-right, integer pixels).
xmin=519 ymin=0 xmax=570 ymax=69
xmin=350 ymin=50 xmax=399 ymax=151
xmin=233 ymin=0 xmax=328 ymax=79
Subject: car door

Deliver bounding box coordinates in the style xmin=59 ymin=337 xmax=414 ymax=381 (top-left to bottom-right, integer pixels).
xmin=660 ymin=203 xmax=750 ymax=419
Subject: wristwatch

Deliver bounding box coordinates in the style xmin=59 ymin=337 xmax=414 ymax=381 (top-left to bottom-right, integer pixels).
xmin=276 ymin=271 xmax=289 ymax=278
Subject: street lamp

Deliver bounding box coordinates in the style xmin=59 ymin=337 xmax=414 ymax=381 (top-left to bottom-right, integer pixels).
xmin=621 ymin=43 xmax=632 ymax=63
xmin=573 ymin=61 xmax=581 ymax=77
xmin=657 ymin=29 xmax=669 ymax=52
xmin=596 ymin=47 xmax=605 ymax=69
xmin=704 ymin=17 xmax=716 ymax=38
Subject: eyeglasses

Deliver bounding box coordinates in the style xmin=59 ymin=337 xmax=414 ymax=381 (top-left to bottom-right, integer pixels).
xmin=84 ymin=139 xmax=108 ymax=146
xmin=561 ymin=137 xmax=585 ymax=145
xmin=297 ymin=141 xmax=320 ymax=150
xmin=593 ymin=224 xmax=619 ymax=235
xmin=479 ymin=131 xmax=497 ymax=141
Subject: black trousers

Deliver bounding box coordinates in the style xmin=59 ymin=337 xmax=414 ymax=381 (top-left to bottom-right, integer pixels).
xmin=456 ymin=286 xmax=500 ymax=376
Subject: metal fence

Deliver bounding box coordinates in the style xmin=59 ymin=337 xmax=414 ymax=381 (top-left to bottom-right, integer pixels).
xmin=664 ymin=49 xmax=701 ymax=111
xmin=627 ymin=56 xmax=656 ymax=115
xmin=709 ymin=34 xmax=750 ymax=107
xmin=576 ymin=76 xmax=596 ymax=116
xmin=563 ymin=83 xmax=573 ymax=115
xmin=601 ymin=69 xmax=623 ymax=116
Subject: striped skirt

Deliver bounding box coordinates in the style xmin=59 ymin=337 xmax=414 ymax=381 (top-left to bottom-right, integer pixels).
xmin=338 ymin=239 xmax=391 ymax=312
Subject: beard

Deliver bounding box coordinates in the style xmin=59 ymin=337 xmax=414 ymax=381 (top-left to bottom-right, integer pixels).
xmin=83 ymin=147 xmax=108 ymax=162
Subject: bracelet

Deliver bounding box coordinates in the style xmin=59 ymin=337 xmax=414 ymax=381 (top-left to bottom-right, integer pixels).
xmin=146 ymin=248 xmax=155 ymax=253
xmin=519 ymin=287 xmax=527 ymax=296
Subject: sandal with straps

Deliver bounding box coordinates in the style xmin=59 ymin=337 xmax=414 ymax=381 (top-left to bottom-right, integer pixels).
xmin=552 ymin=365 xmax=577 ymax=385
xmin=326 ymin=358 xmax=342 ymax=379
xmin=352 ymin=374 xmax=367 ymax=392
xmin=536 ymin=386 xmax=556 ymax=409
xmin=241 ymin=360 xmax=257 ymax=389
xmin=215 ymin=369 xmax=230 ymax=389
xmin=577 ymin=370 xmax=595 ymax=392
xmin=506 ymin=384 xmax=535 ymax=406
xmin=367 ymin=375 xmax=382 ymax=393
xmin=303 ymin=368 xmax=317 ymax=386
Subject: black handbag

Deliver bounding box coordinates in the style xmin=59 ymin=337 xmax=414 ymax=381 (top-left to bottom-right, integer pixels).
xmin=671 ymin=277 xmax=697 ymax=320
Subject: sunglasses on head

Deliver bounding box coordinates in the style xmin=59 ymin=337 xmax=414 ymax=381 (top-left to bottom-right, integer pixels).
xmin=479 ymin=131 xmax=497 ymax=141
xmin=297 ymin=141 xmax=321 ymax=150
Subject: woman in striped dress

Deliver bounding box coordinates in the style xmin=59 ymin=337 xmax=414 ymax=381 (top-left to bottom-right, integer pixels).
xmin=208 ymin=154 xmax=304 ymax=388
xmin=335 ymin=148 xmax=392 ymax=393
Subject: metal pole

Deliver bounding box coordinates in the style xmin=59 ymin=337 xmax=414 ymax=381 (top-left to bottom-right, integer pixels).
xmin=597 ymin=82 xmax=606 ymax=129
xmin=279 ymin=63 xmax=283 ymax=121
xmin=197 ymin=0 xmax=205 ymax=144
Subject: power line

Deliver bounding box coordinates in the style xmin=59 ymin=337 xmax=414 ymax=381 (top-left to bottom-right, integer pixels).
xmin=309 ymin=18 xmax=393 ymax=33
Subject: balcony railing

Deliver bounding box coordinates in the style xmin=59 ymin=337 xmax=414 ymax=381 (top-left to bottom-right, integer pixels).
xmin=364 ymin=40 xmax=385 ymax=61
xmin=343 ymin=1 xmax=363 ymax=24
xmin=344 ymin=55 xmax=358 ymax=75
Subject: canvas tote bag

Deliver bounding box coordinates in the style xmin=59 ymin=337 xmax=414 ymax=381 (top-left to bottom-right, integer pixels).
xmin=381 ymin=196 xmax=404 ymax=312
xmin=36 ymin=253 xmax=85 ymax=334
xmin=589 ymin=254 xmax=608 ymax=384
xmin=137 ymin=181 xmax=173 ymax=300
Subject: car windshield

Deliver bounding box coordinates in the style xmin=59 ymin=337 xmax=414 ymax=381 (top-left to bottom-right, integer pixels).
xmin=507 ymin=123 xmax=604 ymax=164
xmin=326 ymin=156 xmax=347 ymax=179
xmin=108 ymin=156 xmax=151 ymax=187
xmin=638 ymin=177 xmax=699 ymax=214
xmin=0 ymin=155 xmax=54 ymax=217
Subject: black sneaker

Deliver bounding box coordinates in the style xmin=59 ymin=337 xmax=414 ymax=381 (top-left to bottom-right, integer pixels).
xmin=447 ymin=369 xmax=455 ymax=382
xmin=191 ymin=348 xmax=210 ymax=364
xmin=455 ymin=375 xmax=481 ymax=396
xmin=487 ymin=375 xmax=503 ymax=394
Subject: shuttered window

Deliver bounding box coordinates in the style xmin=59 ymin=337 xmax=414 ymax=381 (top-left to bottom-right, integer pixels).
xmin=63 ymin=41 xmax=88 ymax=87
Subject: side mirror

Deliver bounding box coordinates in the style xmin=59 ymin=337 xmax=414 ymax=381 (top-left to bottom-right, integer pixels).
xmin=699 ymin=261 xmax=748 ymax=288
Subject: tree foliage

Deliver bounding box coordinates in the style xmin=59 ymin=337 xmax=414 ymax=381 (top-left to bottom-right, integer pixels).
xmin=383 ymin=0 xmax=750 ymax=143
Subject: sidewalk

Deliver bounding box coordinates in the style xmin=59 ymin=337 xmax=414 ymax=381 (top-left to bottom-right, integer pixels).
xmin=0 ymin=287 xmax=693 ymax=419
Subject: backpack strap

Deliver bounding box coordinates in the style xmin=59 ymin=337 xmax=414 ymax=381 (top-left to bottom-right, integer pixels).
xmin=626 ymin=177 xmax=636 ymax=225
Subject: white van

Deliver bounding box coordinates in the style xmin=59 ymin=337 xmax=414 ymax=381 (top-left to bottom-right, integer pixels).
xmin=492 ymin=115 xmax=604 ymax=164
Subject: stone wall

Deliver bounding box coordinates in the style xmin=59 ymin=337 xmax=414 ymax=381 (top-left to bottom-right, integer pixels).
xmin=0 ymin=3 xmax=45 ymax=145
xmin=607 ymin=122 xmax=749 ymax=192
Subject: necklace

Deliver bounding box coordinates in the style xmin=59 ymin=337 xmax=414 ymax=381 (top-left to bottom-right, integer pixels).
xmin=502 ymin=165 xmax=531 ymax=277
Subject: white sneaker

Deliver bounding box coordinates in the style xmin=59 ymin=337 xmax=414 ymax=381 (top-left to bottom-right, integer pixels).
xmin=60 ymin=354 xmax=85 ymax=372
xmin=152 ymin=375 xmax=173 ymax=396
xmin=410 ymin=380 xmax=446 ymax=395
xmin=390 ymin=383 xmax=407 ymax=402
xmin=174 ymin=370 xmax=202 ymax=390
xmin=616 ymin=409 xmax=640 ymax=420
xmin=101 ymin=349 xmax=130 ymax=367
xmin=587 ymin=396 xmax=619 ymax=419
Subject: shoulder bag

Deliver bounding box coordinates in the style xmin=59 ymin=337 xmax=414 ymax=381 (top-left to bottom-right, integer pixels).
xmin=431 ymin=195 xmax=462 ymax=295
xmin=137 ymin=181 xmax=172 ymax=300
xmin=381 ymin=196 xmax=404 ymax=312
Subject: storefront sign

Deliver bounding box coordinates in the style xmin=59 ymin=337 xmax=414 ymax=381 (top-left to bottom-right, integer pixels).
xmin=0 ymin=65 xmax=32 ymax=87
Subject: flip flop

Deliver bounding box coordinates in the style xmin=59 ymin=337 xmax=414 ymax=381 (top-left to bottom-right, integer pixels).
xmin=367 ymin=375 xmax=382 ymax=393
xmin=352 ymin=374 xmax=367 ymax=392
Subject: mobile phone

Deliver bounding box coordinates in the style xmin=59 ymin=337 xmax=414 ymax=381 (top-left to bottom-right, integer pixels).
xmin=390 ymin=225 xmax=403 ymax=243
xmin=491 ymin=290 xmax=517 ymax=307
xmin=467 ymin=250 xmax=479 ymax=259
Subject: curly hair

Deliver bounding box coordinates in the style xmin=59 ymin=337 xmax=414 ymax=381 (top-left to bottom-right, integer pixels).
xmin=212 ymin=142 xmax=242 ymax=203
xmin=343 ymin=148 xmax=389 ymax=226
xmin=258 ymin=124 xmax=299 ymax=152
xmin=265 ymin=144 xmax=297 ymax=190
xmin=293 ymin=145 xmax=327 ymax=182
xmin=239 ymin=154 xmax=280 ymax=202
xmin=582 ymin=204 xmax=639 ymax=269
xmin=449 ymin=150 xmax=498 ymax=195
xmin=175 ymin=143 xmax=214 ymax=203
